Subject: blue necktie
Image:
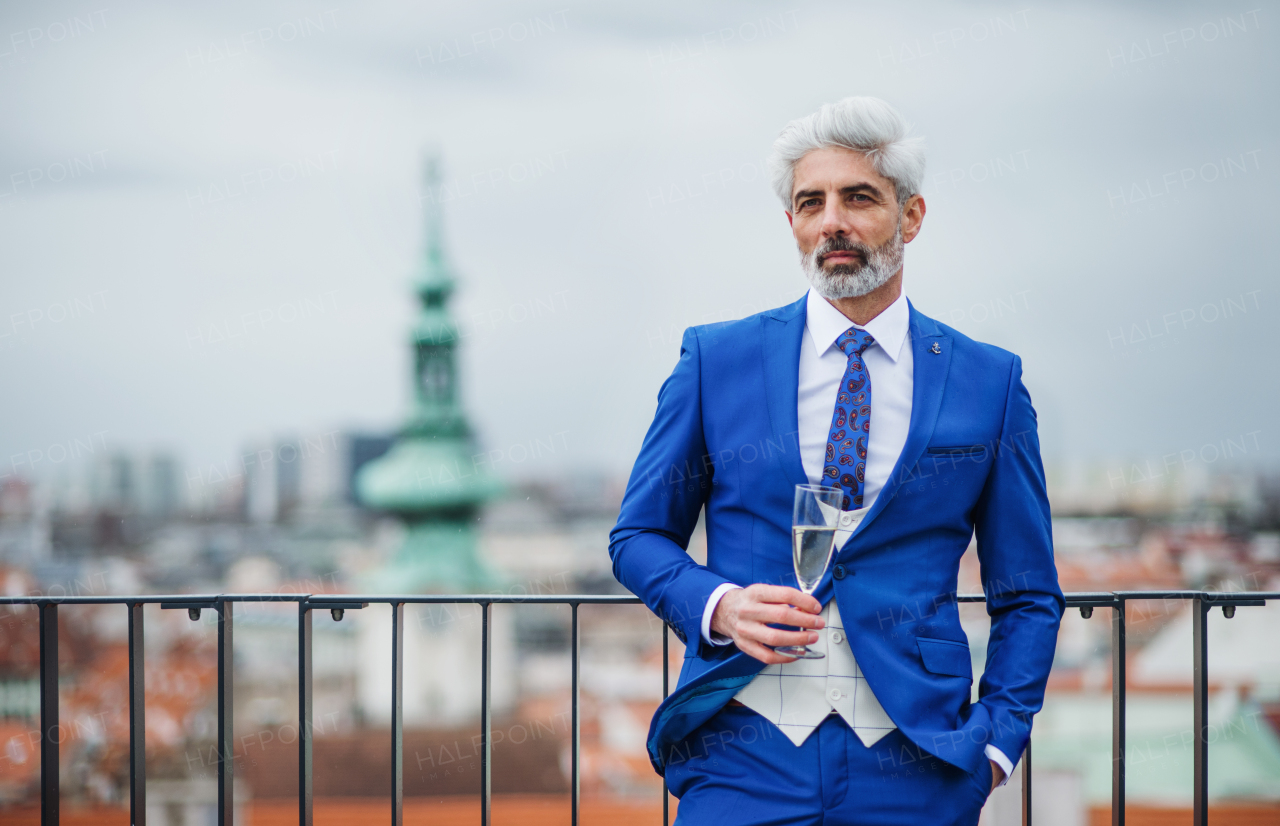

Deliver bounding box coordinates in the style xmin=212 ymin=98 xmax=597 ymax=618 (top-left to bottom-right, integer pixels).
xmin=822 ymin=327 xmax=876 ymax=511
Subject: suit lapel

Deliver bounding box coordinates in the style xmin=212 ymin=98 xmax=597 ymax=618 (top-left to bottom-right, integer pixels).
xmin=848 ymin=302 xmax=952 ymax=540
xmin=761 ymin=297 xmax=809 ymax=490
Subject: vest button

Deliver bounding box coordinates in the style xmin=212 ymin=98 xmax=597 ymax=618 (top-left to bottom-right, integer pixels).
xmin=833 ymin=564 xmax=847 ymax=580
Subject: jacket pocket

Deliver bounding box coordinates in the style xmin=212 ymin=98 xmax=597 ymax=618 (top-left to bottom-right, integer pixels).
xmin=917 ymin=636 xmax=973 ymax=679
xmin=926 ymin=445 xmax=988 ymax=458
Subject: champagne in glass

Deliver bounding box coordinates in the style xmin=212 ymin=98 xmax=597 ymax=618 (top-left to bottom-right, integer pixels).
xmin=792 ymin=524 xmax=839 ymax=592
xmin=774 ymin=484 xmax=843 ymax=659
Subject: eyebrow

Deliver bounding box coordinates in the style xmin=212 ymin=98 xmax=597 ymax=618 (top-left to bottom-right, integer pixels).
xmin=792 ymin=182 xmax=886 ymax=208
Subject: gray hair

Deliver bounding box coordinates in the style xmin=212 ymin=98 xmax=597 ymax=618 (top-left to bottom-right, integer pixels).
xmin=768 ymin=96 xmax=926 ymax=210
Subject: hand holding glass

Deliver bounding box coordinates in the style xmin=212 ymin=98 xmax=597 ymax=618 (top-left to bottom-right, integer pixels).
xmin=773 ymin=483 xmax=842 ymax=659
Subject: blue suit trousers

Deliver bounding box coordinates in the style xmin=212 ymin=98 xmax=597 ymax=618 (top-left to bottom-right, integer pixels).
xmin=666 ymin=704 xmax=990 ymax=826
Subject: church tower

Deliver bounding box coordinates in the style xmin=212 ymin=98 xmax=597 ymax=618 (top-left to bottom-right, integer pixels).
xmin=356 ymin=155 xmax=502 ymax=592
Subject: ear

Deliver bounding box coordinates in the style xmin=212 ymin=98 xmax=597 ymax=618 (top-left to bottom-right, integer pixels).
xmin=901 ymin=195 xmax=926 ymax=244
xmin=785 ymin=211 xmax=793 ymax=228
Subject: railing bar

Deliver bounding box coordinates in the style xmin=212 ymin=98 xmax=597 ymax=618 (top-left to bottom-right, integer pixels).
xmin=1021 ymin=737 xmax=1031 ymax=826
xmin=662 ymin=621 xmax=669 ymax=826
xmin=1192 ymin=598 xmax=1208 ymax=826
xmin=572 ymin=602 xmax=581 ymax=826
xmin=1111 ymin=598 xmax=1125 ymax=826
xmin=391 ymin=602 xmax=405 ymax=826
xmin=217 ymin=599 xmax=234 ymax=826
xmin=481 ymin=601 xmax=492 ymax=826
xmin=128 ymin=601 xmax=146 ymax=826
xmin=5 ymin=586 xmax=1268 ymax=826
xmin=0 ymin=590 xmax=1275 ymax=607
xmin=299 ymin=600 xmax=314 ymax=826
xmin=40 ymin=602 xmax=59 ymax=826
xmin=306 ymin=595 xmax=649 ymax=606
xmin=662 ymin=621 xmax=670 ymax=699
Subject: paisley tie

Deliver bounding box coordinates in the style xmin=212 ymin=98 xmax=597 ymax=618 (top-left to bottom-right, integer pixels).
xmin=822 ymin=327 xmax=876 ymax=510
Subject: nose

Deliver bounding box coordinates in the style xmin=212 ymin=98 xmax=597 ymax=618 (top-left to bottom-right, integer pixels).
xmin=819 ymin=199 xmax=851 ymax=240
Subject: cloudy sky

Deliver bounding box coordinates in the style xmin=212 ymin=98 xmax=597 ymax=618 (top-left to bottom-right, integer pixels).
xmin=1 ymin=0 xmax=1276 ymax=490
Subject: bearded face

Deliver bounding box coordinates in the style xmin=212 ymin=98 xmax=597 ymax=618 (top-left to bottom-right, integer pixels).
xmin=799 ymin=219 xmax=903 ymax=300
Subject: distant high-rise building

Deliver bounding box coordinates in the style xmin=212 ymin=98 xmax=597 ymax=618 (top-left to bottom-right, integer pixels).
xmin=82 ymin=450 xmax=184 ymax=517
xmin=243 ymin=431 xmax=366 ymax=522
xmin=143 ymin=454 xmax=182 ymax=517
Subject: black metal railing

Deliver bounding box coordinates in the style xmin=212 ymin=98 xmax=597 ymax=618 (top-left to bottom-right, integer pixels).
xmin=1 ymin=589 xmax=1275 ymax=826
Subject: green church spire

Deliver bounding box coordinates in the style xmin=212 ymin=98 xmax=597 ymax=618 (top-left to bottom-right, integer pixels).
xmin=417 ymin=155 xmax=455 ymax=298
xmin=355 ymin=152 xmax=501 ymax=592
xmin=406 ymin=156 xmax=466 ymax=440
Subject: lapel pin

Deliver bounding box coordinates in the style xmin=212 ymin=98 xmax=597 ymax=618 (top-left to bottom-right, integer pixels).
xmin=930 ymin=342 xmax=942 ymax=354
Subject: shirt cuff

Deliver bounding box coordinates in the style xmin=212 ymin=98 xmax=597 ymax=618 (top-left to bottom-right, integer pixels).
xmin=701 ymin=583 xmax=743 ymax=645
xmin=984 ymin=745 xmax=1015 ymax=787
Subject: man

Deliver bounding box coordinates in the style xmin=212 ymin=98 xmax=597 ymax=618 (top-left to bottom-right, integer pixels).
xmin=609 ymin=97 xmax=1063 ymax=825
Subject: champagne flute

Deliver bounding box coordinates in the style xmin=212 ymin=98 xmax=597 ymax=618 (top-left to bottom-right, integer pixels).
xmin=774 ymin=483 xmax=843 ymax=660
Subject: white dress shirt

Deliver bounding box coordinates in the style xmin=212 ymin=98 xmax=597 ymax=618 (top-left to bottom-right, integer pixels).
xmin=797 ymin=288 xmax=913 ymax=516
xmin=700 ymin=290 xmax=1013 ymax=781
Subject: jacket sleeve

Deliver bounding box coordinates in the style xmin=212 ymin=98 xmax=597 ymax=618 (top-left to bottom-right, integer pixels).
xmin=971 ymin=354 xmax=1064 ymax=765
xmin=609 ymin=327 xmax=735 ymax=656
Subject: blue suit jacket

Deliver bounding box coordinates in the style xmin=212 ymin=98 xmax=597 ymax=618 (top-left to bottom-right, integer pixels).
xmin=609 ymin=295 xmax=1063 ymax=777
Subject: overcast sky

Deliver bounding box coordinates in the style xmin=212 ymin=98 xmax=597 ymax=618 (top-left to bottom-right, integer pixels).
xmin=1 ymin=0 xmax=1276 ymax=490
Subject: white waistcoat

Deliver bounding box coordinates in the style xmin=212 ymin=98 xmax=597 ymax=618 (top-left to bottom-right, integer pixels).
xmin=733 ymin=596 xmax=896 ymax=747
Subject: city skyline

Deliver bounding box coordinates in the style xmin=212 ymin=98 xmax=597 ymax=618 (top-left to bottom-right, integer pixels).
xmin=2 ymin=2 xmax=1276 ymax=486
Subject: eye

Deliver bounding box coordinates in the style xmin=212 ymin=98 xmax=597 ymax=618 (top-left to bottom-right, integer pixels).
xmin=800 ymin=197 xmax=820 ymax=209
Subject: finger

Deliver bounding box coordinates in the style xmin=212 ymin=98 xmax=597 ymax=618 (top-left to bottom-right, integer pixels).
xmin=747 ymin=624 xmax=819 ymax=649
xmin=737 ymin=638 xmax=796 ymax=665
xmin=747 ymin=584 xmax=805 ymax=604
xmin=790 ymin=591 xmax=823 ymax=615
xmin=748 ymin=585 xmax=822 ymax=615
xmin=761 ymin=629 xmax=820 ymax=648
xmin=744 ymin=604 xmax=825 ymax=629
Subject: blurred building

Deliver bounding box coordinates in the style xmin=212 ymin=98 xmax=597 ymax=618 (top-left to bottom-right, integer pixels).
xmin=241 ymin=431 xmax=390 ymax=525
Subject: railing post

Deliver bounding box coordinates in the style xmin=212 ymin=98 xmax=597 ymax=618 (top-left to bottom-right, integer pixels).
xmin=391 ymin=601 xmax=404 ymax=826
xmin=1021 ymin=737 xmax=1032 ymax=826
xmin=1192 ymin=597 xmax=1208 ymax=826
xmin=480 ymin=601 xmax=493 ymax=826
xmin=571 ymin=602 xmax=581 ymax=826
xmin=217 ymin=599 xmax=234 ymax=826
xmin=662 ymin=621 xmax=670 ymax=826
xmin=39 ymin=602 xmax=59 ymax=826
xmin=298 ymin=601 xmax=313 ymax=826
xmin=128 ymin=602 xmax=146 ymax=826
xmin=1111 ymin=597 xmax=1125 ymax=826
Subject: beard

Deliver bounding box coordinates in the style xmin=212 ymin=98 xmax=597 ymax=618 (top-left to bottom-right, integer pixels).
xmin=799 ymin=222 xmax=903 ymax=300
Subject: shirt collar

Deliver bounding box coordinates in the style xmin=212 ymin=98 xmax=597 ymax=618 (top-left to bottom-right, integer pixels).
xmin=804 ymin=288 xmax=910 ymax=363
